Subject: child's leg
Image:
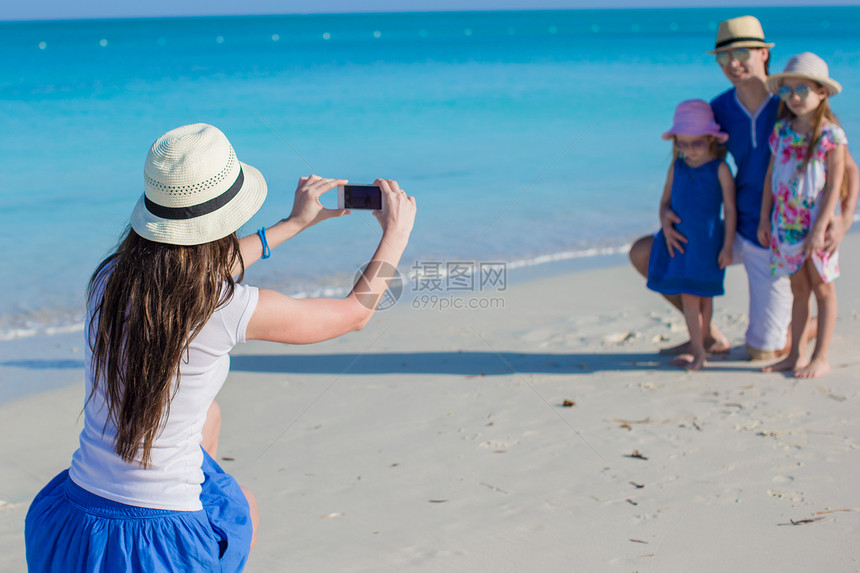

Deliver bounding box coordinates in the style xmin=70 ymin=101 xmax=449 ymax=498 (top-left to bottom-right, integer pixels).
xmin=680 ymin=293 xmax=706 ymax=371
xmin=794 ymin=261 xmax=836 ymax=378
xmin=702 ymin=297 xmax=713 ymax=349
xmin=632 ymin=235 xmax=730 ymax=355
xmin=762 ymin=268 xmax=812 ymax=372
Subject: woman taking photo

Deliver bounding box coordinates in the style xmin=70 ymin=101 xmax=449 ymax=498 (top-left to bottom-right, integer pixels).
xmin=24 ymin=123 xmax=416 ymax=572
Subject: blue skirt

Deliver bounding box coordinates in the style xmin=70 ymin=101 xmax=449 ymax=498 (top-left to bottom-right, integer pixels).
xmin=25 ymin=449 xmax=252 ymax=573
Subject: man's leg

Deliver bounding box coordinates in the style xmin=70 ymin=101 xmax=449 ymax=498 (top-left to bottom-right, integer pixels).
xmin=739 ymin=236 xmax=792 ymax=360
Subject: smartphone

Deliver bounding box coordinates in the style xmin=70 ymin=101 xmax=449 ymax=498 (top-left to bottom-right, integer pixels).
xmin=337 ymin=184 xmax=382 ymax=210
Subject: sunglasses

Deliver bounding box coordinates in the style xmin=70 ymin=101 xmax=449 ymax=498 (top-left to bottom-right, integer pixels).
xmin=777 ymin=85 xmax=812 ymax=101
xmin=715 ymin=48 xmax=751 ymax=67
xmin=675 ymin=138 xmax=710 ymax=151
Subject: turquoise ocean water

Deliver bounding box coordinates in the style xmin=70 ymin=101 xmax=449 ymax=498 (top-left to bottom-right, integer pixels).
xmin=1 ymin=7 xmax=859 ymax=342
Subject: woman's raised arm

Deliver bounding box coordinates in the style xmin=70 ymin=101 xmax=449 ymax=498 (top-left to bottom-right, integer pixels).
xmin=245 ymin=179 xmax=416 ymax=344
xmin=234 ymin=175 xmax=350 ymax=275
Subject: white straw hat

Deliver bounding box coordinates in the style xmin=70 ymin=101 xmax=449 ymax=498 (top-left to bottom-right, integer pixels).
xmin=707 ymin=15 xmax=774 ymax=54
xmin=767 ymin=52 xmax=842 ymax=97
xmin=131 ymin=124 xmax=267 ymax=246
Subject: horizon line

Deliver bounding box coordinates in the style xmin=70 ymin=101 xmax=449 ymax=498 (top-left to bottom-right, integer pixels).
xmin=2 ymin=4 xmax=852 ymax=25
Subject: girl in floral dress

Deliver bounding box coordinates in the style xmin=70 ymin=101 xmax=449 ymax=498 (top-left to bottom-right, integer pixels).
xmin=757 ymin=52 xmax=847 ymax=378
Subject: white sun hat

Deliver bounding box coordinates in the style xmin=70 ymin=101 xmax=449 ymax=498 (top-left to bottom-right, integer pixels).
xmin=767 ymin=52 xmax=842 ymax=97
xmin=130 ymin=123 xmax=267 ymax=246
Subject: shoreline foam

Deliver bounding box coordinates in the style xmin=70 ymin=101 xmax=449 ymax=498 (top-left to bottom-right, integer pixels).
xmin=0 ymin=240 xmax=635 ymax=343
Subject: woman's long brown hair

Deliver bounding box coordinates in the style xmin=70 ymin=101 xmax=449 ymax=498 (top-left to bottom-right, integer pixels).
xmin=87 ymin=229 xmax=244 ymax=468
xmin=778 ymin=88 xmax=847 ymax=200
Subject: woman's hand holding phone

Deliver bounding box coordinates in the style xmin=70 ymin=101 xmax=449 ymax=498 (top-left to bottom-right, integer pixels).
xmin=290 ymin=175 xmax=415 ymax=245
xmin=373 ymin=179 xmax=416 ymax=246
xmin=288 ymin=175 xmax=350 ymax=232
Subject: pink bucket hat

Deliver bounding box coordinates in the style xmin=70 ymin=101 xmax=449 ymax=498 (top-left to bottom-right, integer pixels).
xmin=661 ymin=99 xmax=729 ymax=143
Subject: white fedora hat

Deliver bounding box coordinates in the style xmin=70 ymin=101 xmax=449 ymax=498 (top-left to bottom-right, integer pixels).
xmin=131 ymin=124 xmax=267 ymax=246
xmin=767 ymin=52 xmax=842 ymax=97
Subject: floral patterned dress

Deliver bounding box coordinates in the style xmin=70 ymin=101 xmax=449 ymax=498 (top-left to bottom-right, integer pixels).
xmin=768 ymin=119 xmax=847 ymax=282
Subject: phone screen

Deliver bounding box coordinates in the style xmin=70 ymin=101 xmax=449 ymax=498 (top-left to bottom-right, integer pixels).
xmin=343 ymin=185 xmax=382 ymax=210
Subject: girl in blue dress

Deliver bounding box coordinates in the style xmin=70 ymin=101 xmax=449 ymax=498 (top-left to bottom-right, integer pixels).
xmin=648 ymin=99 xmax=737 ymax=370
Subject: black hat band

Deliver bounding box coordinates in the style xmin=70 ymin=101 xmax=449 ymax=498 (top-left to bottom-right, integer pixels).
xmin=715 ymin=36 xmax=767 ymax=49
xmin=145 ymin=167 xmax=244 ymax=220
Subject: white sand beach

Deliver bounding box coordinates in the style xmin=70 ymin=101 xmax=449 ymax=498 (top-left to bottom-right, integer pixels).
xmin=2 ymin=236 xmax=860 ymax=572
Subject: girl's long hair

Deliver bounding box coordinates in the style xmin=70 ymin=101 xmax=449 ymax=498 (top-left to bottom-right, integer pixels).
xmin=87 ymin=228 xmax=244 ymax=468
xmin=777 ymin=87 xmax=847 ymax=199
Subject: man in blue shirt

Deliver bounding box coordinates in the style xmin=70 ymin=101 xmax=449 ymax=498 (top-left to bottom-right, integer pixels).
xmin=629 ymin=15 xmax=858 ymax=361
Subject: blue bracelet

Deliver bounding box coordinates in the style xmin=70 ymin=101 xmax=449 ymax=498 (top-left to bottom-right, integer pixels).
xmin=257 ymin=227 xmax=271 ymax=260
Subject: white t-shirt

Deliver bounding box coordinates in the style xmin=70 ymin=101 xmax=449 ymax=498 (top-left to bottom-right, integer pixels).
xmin=68 ymin=280 xmax=259 ymax=511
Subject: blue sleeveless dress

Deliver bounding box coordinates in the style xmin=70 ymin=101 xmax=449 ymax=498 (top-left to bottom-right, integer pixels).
xmin=647 ymin=158 xmax=726 ymax=297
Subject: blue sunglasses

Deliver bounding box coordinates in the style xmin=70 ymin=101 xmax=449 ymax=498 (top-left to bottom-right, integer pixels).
xmin=777 ymin=85 xmax=812 ymax=101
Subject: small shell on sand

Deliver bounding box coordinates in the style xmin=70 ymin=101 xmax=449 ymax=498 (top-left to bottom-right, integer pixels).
xmin=602 ymin=331 xmax=637 ymax=345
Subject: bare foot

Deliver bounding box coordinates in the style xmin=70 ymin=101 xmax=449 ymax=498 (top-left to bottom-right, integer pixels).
xmin=669 ymin=353 xmax=705 ymax=370
xmin=793 ymin=357 xmax=830 ymax=379
xmin=660 ymin=333 xmax=730 ymax=356
xmin=670 ymin=353 xmax=694 ymax=366
xmin=705 ymin=332 xmax=730 ymax=354
xmin=761 ymin=355 xmax=805 ymax=373
xmin=684 ymin=354 xmax=706 ymax=371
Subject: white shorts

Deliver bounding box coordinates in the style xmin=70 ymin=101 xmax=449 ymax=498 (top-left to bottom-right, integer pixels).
xmin=731 ymin=233 xmax=792 ymax=351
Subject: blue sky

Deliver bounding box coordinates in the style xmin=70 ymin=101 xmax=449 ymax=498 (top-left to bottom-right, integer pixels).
xmin=4 ymin=0 xmax=853 ymax=22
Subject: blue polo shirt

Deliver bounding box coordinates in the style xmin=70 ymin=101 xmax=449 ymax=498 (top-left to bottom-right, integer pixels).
xmin=711 ymin=88 xmax=779 ymax=244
